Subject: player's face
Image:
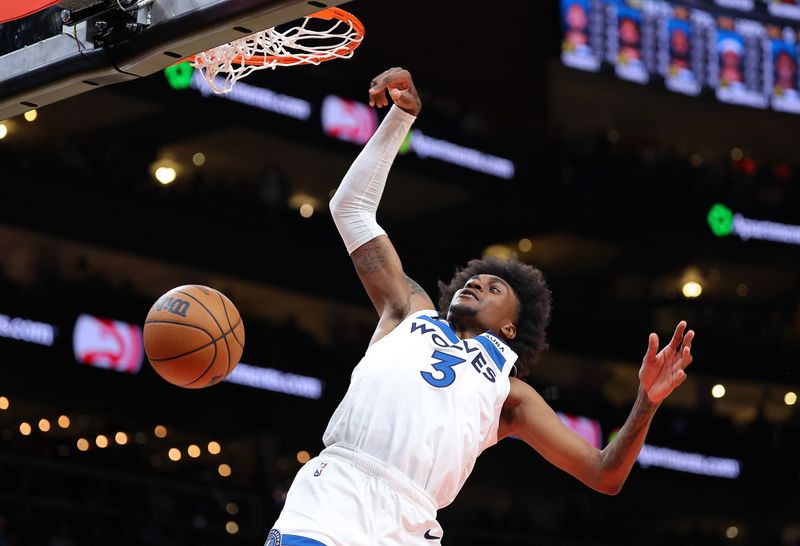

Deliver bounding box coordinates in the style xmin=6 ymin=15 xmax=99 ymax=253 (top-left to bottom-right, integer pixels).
xmin=566 ymin=4 xmax=587 ymax=30
xmin=722 ymin=50 xmax=740 ymax=69
xmin=671 ymin=29 xmax=689 ymax=55
xmin=620 ymin=19 xmax=640 ymax=45
xmin=447 ymin=274 xmax=518 ymax=340
xmin=777 ymin=52 xmax=796 ymax=79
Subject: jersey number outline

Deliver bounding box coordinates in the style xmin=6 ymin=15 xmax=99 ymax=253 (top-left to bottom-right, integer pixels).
xmin=420 ymin=350 xmax=466 ymax=388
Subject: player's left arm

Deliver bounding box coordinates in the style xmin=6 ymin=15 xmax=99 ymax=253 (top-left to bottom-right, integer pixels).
xmin=498 ymin=322 xmax=694 ymax=495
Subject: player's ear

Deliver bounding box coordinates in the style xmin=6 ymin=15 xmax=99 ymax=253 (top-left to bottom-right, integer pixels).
xmin=501 ymin=322 xmax=516 ymax=340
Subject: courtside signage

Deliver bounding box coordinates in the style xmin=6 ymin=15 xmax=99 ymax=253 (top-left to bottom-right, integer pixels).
xmin=322 ymin=94 xmax=516 ymax=179
xmin=708 ymin=203 xmax=800 ymax=246
xmin=191 ymin=71 xmax=312 ymax=121
xmin=224 ymin=362 xmax=324 ymax=399
xmin=637 ymin=444 xmax=741 ymax=479
xmin=404 ymin=129 xmax=515 ymax=179
xmin=557 ymin=411 xmax=602 ymax=448
xmin=0 ymin=312 xmax=57 ymax=346
xmin=73 ymin=314 xmax=144 ymax=374
xmin=321 ymin=95 xmax=378 ymax=145
xmin=168 ymin=65 xmax=516 ymax=180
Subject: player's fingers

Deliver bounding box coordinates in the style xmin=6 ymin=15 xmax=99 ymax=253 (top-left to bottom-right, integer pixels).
xmin=371 ymin=88 xmax=388 ymax=108
xmin=368 ymin=85 xmax=385 ymax=108
xmin=645 ymin=332 xmax=658 ymax=362
xmin=680 ymin=346 xmax=693 ymax=369
xmin=377 ymin=68 xmax=412 ymax=91
xmin=675 ymin=369 xmax=688 ymax=386
xmin=668 ymin=321 xmax=686 ymax=351
xmin=681 ymin=329 xmax=694 ymax=351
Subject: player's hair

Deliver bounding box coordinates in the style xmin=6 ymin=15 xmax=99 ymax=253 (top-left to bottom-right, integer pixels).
xmin=437 ymin=257 xmax=552 ymax=378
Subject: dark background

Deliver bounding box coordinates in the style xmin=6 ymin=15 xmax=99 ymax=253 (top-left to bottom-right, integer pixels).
xmin=0 ymin=1 xmax=799 ymax=545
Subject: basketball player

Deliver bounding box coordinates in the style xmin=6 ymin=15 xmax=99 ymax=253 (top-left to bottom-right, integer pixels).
xmin=266 ymin=67 xmax=694 ymax=545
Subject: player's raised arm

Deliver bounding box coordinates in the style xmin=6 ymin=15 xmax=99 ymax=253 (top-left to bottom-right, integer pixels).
xmin=329 ymin=68 xmax=434 ymax=344
xmin=499 ymin=322 xmax=694 ymax=495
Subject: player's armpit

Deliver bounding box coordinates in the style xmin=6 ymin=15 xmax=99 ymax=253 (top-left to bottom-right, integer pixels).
xmin=499 ymin=378 xmax=615 ymax=495
xmin=351 ymin=235 xmax=434 ymax=343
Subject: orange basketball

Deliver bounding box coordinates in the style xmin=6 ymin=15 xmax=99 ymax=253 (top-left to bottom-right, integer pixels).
xmin=143 ymin=285 xmax=245 ymax=388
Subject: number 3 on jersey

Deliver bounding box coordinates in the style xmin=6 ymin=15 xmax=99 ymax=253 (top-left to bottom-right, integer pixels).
xmin=421 ymin=350 xmax=466 ymax=388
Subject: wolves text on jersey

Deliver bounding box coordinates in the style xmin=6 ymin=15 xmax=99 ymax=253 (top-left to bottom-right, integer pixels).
xmin=411 ymin=319 xmax=498 ymax=387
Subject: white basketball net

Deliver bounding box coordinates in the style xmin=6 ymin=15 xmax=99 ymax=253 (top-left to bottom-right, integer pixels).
xmin=192 ymin=13 xmax=363 ymax=94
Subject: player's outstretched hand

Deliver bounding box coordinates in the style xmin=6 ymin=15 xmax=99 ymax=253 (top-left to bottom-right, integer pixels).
xmin=638 ymin=321 xmax=694 ymax=404
xmin=369 ymin=67 xmax=422 ymax=116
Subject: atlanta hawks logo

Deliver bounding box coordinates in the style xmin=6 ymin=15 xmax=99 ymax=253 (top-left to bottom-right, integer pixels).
xmin=265 ymin=529 xmax=281 ymax=546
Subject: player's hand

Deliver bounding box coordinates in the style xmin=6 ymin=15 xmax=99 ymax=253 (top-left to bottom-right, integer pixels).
xmin=368 ymin=67 xmax=421 ymax=116
xmin=638 ymin=321 xmax=694 ymax=404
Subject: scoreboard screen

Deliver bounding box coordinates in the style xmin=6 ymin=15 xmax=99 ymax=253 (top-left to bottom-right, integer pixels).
xmin=561 ymin=0 xmax=800 ymax=114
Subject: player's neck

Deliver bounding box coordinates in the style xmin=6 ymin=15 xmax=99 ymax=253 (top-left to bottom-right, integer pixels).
xmin=449 ymin=317 xmax=489 ymax=340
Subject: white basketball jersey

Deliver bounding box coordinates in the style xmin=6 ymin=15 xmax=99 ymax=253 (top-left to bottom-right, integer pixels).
xmin=323 ymin=309 xmax=518 ymax=508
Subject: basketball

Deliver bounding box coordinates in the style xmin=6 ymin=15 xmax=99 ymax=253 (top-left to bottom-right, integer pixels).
xmin=143 ymin=285 xmax=245 ymax=388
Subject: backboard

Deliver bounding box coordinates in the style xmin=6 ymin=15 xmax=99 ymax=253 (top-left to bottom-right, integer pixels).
xmin=0 ymin=0 xmax=351 ymax=120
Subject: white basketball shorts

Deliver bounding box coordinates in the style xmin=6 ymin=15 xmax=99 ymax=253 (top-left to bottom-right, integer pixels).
xmin=266 ymin=443 xmax=444 ymax=546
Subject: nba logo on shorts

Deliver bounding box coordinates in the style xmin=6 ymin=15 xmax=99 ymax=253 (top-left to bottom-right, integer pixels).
xmin=313 ymin=462 xmax=327 ymax=477
xmin=265 ymin=529 xmax=281 ymax=546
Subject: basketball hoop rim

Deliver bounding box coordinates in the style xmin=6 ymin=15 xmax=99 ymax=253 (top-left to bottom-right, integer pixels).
xmin=189 ymin=7 xmax=364 ymax=67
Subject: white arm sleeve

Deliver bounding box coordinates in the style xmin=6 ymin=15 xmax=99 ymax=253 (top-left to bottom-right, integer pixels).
xmin=329 ymin=105 xmax=417 ymax=255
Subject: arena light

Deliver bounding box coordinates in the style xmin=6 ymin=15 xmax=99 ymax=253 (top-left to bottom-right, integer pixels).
xmin=154 ymin=425 xmax=168 ymax=438
xmin=0 ymin=396 xmax=8 ymax=410
xmin=225 ymin=521 xmax=239 ymax=535
xmin=38 ymin=419 xmax=51 ymax=432
xmin=155 ymin=166 xmax=177 ymax=185
xmin=299 ymin=203 xmax=314 ymax=218
xmin=226 ymin=502 xmax=239 ymax=515
xmin=168 ymin=448 xmax=182 ymax=462
xmin=115 ymin=432 xmax=128 ymax=445
xmin=19 ymin=422 xmax=31 ymax=436
xmin=208 ymin=441 xmax=221 ymax=455
xmin=736 ymin=283 xmax=749 ymax=297
xmin=96 ymin=434 xmax=109 ymax=448
xmin=288 ymin=194 xmax=321 ymax=221
xmin=76 ymin=438 xmax=89 ymax=451
xmin=482 ymin=244 xmax=514 ymax=260
xmin=296 ymin=450 xmax=311 ymax=464
xmin=23 ymin=109 xmax=37 ymax=122
xmin=218 ymin=463 xmax=232 ymax=477
xmin=682 ymin=281 xmax=703 ymax=298
xmin=0 ymin=123 xmax=7 ymax=139
xmin=785 ymin=392 xmax=797 ymax=406
xmin=726 ymin=526 xmax=739 ymax=539
xmin=57 ymin=415 xmax=70 ymax=428
xmin=712 ymin=384 xmax=726 ymax=398
xmin=192 ymin=152 xmax=206 ymax=166
xmin=518 ymin=238 xmax=533 ymax=253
